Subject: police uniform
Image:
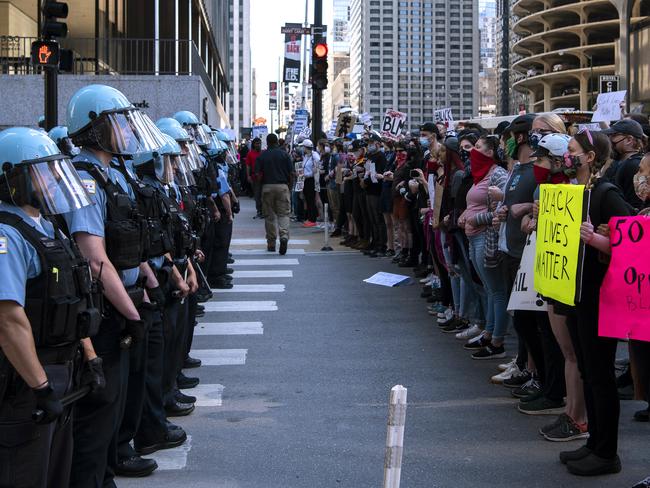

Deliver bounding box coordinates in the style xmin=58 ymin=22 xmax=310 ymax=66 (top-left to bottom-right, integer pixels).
xmin=64 ymin=149 xmax=143 ymax=488
xmin=205 ymin=165 xmax=233 ymax=285
xmin=0 ymin=204 xmax=84 ymax=488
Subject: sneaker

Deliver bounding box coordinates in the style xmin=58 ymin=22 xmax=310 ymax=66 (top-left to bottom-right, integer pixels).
xmin=566 ymin=453 xmax=622 ymax=476
xmin=517 ymin=396 xmax=566 ymax=415
xmin=543 ymin=415 xmax=589 ymax=442
xmin=463 ymin=331 xmax=489 ymax=350
xmin=559 ymin=445 xmax=592 ymax=465
xmin=427 ymin=303 xmax=447 ymax=314
xmin=456 ymin=324 xmax=482 ymax=340
xmin=491 ymin=362 xmax=521 ymax=384
xmin=502 ymin=369 xmax=532 ymax=389
xmin=511 ymin=377 xmax=541 ymax=399
xmin=498 ymin=358 xmax=516 ymax=372
xmin=634 ymin=407 xmax=649 ymax=422
xmin=437 ymin=308 xmax=452 ymax=321
xmin=437 ymin=311 xmax=457 ymax=326
xmin=442 ymin=318 xmax=468 ymax=334
xmin=632 ymin=477 xmax=650 ymax=488
xmin=420 ymin=273 xmax=434 ymax=284
xmin=303 ymin=221 xmax=317 ymax=228
xmin=471 ymin=344 xmax=506 ymax=360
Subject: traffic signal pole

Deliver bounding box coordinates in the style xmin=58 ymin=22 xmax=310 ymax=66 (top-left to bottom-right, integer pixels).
xmin=44 ymin=67 xmax=58 ymax=130
xmin=312 ymin=0 xmax=323 ymax=142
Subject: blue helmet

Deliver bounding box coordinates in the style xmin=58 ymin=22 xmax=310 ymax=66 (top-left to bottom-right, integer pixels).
xmin=0 ymin=127 xmax=92 ymax=214
xmin=156 ymin=118 xmax=202 ymax=171
xmin=173 ymin=110 xmax=209 ymax=146
xmin=48 ymin=125 xmax=80 ymax=157
xmin=66 ymin=84 xmax=166 ymax=156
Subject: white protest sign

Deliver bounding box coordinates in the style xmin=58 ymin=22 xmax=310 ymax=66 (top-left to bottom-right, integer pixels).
xmin=359 ymin=112 xmax=373 ymax=126
xmin=381 ymin=110 xmax=408 ymax=140
xmin=507 ymin=232 xmax=548 ymax=312
xmin=364 ymin=272 xmax=411 ymax=287
xmin=252 ymin=125 xmax=269 ymax=148
xmin=294 ymin=114 xmax=309 ymax=135
xmin=592 ymin=90 xmax=627 ymax=123
xmin=434 ymin=108 xmax=455 ymax=131
xmin=577 ymin=123 xmax=601 ymax=132
xmin=294 ymin=161 xmax=305 ymax=192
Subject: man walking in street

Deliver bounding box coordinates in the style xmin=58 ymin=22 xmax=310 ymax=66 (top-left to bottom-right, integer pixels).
xmin=256 ymin=133 xmax=294 ymax=255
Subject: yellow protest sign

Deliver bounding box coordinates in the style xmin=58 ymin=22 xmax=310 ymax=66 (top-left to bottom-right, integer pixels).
xmin=534 ymin=184 xmax=585 ymax=305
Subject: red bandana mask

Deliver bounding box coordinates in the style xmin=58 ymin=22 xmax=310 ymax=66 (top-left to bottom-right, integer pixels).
xmin=470 ymin=148 xmax=494 ymax=184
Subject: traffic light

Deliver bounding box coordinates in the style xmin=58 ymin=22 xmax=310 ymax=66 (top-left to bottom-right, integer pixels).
xmin=30 ymin=40 xmax=60 ymax=67
xmin=311 ymin=39 xmax=328 ymax=90
xmin=41 ymin=1 xmax=68 ymax=39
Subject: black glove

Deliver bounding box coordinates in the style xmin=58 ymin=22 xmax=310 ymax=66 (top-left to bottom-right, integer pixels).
xmin=32 ymin=383 xmax=63 ymax=424
xmin=81 ymin=357 xmax=106 ymax=393
xmin=147 ymin=286 xmax=166 ymax=309
xmin=124 ymin=319 xmax=145 ymax=343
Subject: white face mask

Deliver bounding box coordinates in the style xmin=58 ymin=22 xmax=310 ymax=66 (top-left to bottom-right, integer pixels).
xmin=324 ymin=146 xmax=331 ymax=154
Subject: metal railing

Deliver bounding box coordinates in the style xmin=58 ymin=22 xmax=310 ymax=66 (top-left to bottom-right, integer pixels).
xmin=0 ymin=36 xmax=216 ymax=103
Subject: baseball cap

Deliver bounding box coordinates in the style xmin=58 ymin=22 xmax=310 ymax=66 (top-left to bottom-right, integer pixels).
xmin=602 ymin=119 xmax=645 ymax=139
xmin=300 ymin=139 xmax=314 ymax=148
xmin=506 ymin=113 xmax=537 ymax=134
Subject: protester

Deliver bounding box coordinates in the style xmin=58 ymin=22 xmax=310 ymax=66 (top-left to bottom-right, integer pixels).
xmin=245 ymin=138 xmax=263 ymax=218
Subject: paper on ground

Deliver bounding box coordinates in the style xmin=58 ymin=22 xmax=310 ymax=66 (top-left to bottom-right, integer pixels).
xmin=364 ymin=272 xmax=411 ymax=287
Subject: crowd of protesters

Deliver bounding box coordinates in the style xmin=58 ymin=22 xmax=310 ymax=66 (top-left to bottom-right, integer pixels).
xmin=240 ymin=109 xmax=650 ymax=483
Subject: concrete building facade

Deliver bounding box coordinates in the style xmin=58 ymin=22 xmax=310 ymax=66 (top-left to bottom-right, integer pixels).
xmin=350 ymin=0 xmax=479 ymax=132
xmin=228 ymin=0 xmax=252 ymax=136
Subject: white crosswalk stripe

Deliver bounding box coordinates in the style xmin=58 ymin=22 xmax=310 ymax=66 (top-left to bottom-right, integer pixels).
xmin=190 ymin=349 xmax=248 ymax=366
xmin=194 ymin=322 xmax=264 ymax=335
xmin=211 ymin=284 xmax=285 ymax=293
xmin=231 ymin=258 xmax=299 ymax=266
xmin=232 ymin=270 xmax=293 ymax=278
xmin=186 ymin=384 xmax=225 ymax=407
xmin=231 ymin=238 xmax=310 ymax=245
xmin=202 ymin=300 xmax=278 ymax=312
xmin=232 ymin=248 xmax=305 ymax=255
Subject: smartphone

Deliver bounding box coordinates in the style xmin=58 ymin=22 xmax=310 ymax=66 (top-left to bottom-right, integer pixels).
xmin=410 ymin=170 xmax=419 ymax=178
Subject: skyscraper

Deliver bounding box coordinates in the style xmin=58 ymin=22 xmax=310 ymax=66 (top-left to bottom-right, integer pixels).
xmin=349 ymin=0 xmax=479 ymax=131
xmin=229 ymin=0 xmax=253 ymax=136
xmin=478 ymin=0 xmax=497 ymax=116
xmin=324 ymin=0 xmax=352 ymax=129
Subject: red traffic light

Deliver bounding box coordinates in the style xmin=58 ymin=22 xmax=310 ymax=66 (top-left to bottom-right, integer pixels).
xmin=313 ymin=43 xmax=328 ymax=59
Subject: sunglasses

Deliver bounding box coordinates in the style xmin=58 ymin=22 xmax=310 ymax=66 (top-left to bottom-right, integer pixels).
xmin=577 ymin=127 xmax=594 ymax=146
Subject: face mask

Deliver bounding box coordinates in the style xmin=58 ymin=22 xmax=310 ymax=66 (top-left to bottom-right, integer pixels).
xmin=419 ymin=137 xmax=430 ymax=149
xmin=324 ymin=146 xmax=331 ymax=154
xmin=562 ymin=153 xmax=582 ymax=179
xmin=460 ymin=149 xmax=471 ymax=168
xmin=496 ymin=147 xmax=507 ymax=163
xmin=469 ymin=148 xmax=494 ymax=184
xmin=528 ymin=132 xmax=542 ymax=150
xmin=633 ymin=173 xmax=649 ymax=201
xmin=506 ymin=136 xmax=519 ymax=159
xmin=533 ymin=164 xmax=551 ymax=184
xmin=367 ymin=143 xmax=378 ymax=154
xmin=296 ymin=147 xmax=304 ymax=155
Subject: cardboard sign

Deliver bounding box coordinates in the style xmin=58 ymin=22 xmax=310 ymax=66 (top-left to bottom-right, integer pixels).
xmin=598 ymin=216 xmax=650 ymax=342
xmin=252 ymin=125 xmax=269 ymax=149
xmin=534 ymin=184 xmax=586 ymax=306
xmin=294 ymin=161 xmax=305 ymax=192
xmin=381 ymin=110 xmax=407 ymax=140
xmin=508 ymin=232 xmax=548 ymax=312
xmin=592 ymin=90 xmax=627 ymax=123
xmin=335 ymin=112 xmax=357 ymax=138
xmin=434 ymin=108 xmax=454 ymax=131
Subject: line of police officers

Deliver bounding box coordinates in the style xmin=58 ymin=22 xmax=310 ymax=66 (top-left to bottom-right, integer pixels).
xmin=0 ymin=84 xmax=239 ymax=487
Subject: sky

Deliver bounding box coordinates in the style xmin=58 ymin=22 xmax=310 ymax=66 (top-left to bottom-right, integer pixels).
xmin=250 ymin=0 xmax=332 ymax=127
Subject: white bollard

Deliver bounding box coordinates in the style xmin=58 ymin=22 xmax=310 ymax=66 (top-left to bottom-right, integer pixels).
xmin=383 ymin=385 xmax=407 ymax=488
xmin=321 ymin=203 xmax=333 ymax=251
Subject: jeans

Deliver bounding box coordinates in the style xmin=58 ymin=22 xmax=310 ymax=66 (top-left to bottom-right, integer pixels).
xmin=452 ymin=232 xmax=485 ymax=324
xmin=467 ymin=232 xmax=510 ymax=341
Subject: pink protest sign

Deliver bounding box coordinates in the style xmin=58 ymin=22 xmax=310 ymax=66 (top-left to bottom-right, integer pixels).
xmin=599 ymin=216 xmax=650 ymax=342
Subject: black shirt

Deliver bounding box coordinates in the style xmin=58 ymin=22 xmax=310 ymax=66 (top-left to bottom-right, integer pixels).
xmin=613 ymin=153 xmax=644 ymax=209
xmin=364 ymin=151 xmax=387 ymax=196
xmin=503 ymin=162 xmax=537 ymax=259
xmin=256 ymin=146 xmax=294 ymax=185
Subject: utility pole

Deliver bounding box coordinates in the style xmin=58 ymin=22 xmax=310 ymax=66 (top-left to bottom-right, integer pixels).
xmin=301 ymin=0 xmax=309 ymax=109
xmin=312 ymin=0 xmax=323 ymax=141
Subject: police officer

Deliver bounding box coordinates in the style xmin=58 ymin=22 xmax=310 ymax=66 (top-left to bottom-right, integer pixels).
xmin=63 ymin=84 xmax=167 ymax=486
xmin=48 ymin=125 xmax=80 ymax=158
xmin=0 ymin=127 xmax=103 ymax=487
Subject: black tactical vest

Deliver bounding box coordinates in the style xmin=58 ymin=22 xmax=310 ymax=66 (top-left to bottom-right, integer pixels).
xmin=0 ymin=212 xmax=101 ymax=348
xmin=117 ymin=166 xmax=174 ymax=259
xmin=74 ymin=162 xmax=148 ymax=270
xmin=162 ymin=186 xmax=196 ymax=259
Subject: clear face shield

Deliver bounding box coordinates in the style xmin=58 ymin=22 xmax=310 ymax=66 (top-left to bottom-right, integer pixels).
xmin=174 ymin=154 xmax=197 ymax=187
xmin=152 ymin=153 xmax=175 ymax=185
xmin=178 ymin=140 xmax=204 ymax=171
xmin=5 ymin=156 xmax=93 ymax=215
xmin=185 ymin=124 xmax=210 ymax=147
xmin=92 ymin=108 xmax=167 ymax=156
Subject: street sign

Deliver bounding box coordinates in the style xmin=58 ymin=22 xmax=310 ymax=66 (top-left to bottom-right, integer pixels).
xmin=281 ymin=26 xmax=311 ymax=35
xmin=599 ymin=75 xmax=620 ymax=94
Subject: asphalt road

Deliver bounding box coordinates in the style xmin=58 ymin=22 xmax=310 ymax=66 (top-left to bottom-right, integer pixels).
xmin=121 ymin=198 xmax=648 ymax=488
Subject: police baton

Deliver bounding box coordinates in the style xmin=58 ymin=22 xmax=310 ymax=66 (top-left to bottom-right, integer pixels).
xmin=32 ymin=385 xmax=92 ymax=423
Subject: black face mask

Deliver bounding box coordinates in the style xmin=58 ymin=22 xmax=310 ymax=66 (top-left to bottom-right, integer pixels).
xmin=460 ymin=149 xmax=471 ymax=168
